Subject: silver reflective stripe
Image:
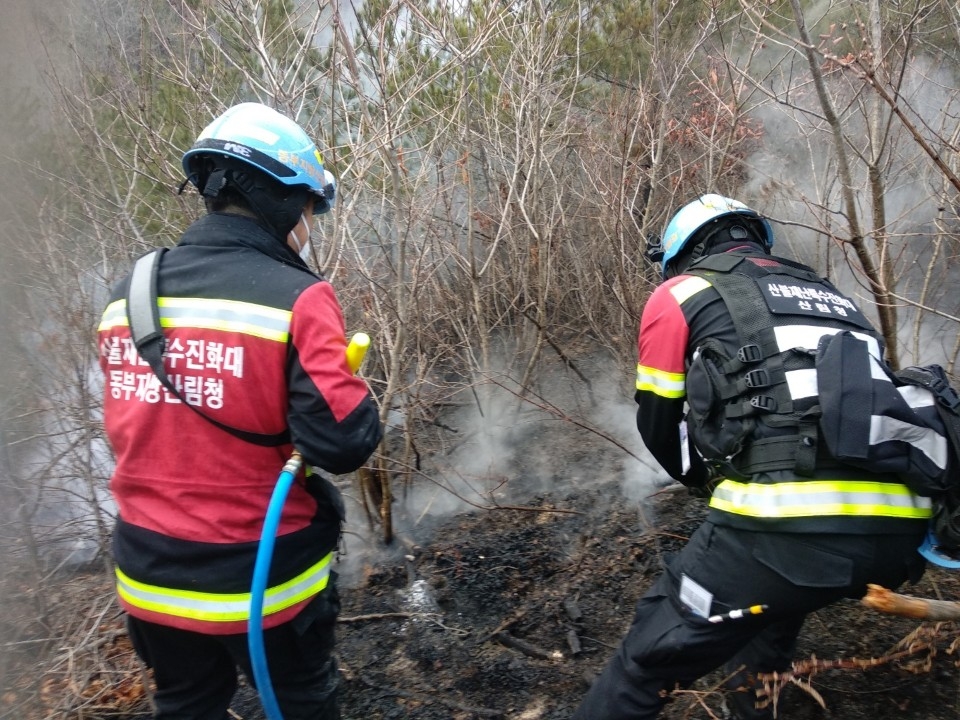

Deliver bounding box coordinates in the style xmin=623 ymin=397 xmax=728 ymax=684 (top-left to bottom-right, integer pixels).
xmin=869 ymin=415 xmax=948 ymax=469
xmin=669 ymin=276 xmax=712 ymax=305
xmin=636 ymin=364 xmax=685 ymax=398
xmin=785 ymin=368 xmax=818 ymax=400
xmin=159 ymin=298 xmax=292 ymax=341
xmin=863 ymin=356 xmax=945 ymax=467
xmin=898 ymin=384 xmax=936 ymax=408
xmin=773 ymin=326 xmax=881 ymax=357
xmin=867 ymin=355 xmax=889 ymax=381
xmin=98 ymin=300 xmax=127 ymax=330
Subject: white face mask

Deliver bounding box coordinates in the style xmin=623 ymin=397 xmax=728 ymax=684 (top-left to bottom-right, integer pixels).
xmin=289 ymin=213 xmax=311 ymax=260
xmin=298 ymin=238 xmax=312 ymax=261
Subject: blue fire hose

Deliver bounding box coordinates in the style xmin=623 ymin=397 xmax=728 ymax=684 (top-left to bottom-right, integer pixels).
xmin=248 ymin=333 xmax=370 ymax=720
xmin=249 ymin=451 xmax=302 ymax=720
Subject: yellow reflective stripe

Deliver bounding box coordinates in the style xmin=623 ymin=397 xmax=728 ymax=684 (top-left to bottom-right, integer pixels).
xmin=636 ymin=364 xmax=685 ymax=398
xmin=98 ymin=298 xmax=292 ymax=342
xmin=98 ymin=300 xmax=127 ymax=331
xmin=710 ymin=479 xmax=932 ymax=519
xmin=669 ymin=276 xmax=712 ymax=305
xmin=115 ymin=551 xmax=333 ymax=622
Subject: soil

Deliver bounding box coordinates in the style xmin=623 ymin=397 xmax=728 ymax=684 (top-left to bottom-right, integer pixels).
xmin=332 ymin=486 xmax=960 ymax=720
xmin=6 ymin=363 xmax=960 ymax=719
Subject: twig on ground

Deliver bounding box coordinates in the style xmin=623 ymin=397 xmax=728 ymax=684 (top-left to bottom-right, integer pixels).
xmin=493 ymin=632 xmax=564 ymax=661
xmin=479 ymin=608 xmax=527 ymax=642
xmin=758 ymin=622 xmax=951 ymax=714
xmin=338 ymin=611 xmax=420 ymax=623
xmin=339 ymin=610 xmax=471 ymax=637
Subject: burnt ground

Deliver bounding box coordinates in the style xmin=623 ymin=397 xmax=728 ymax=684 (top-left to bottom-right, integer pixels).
xmin=12 ymin=476 xmax=960 ymax=720
xmin=333 ymin=485 xmax=960 ymax=720
xmin=6 ymin=363 xmax=960 ymax=719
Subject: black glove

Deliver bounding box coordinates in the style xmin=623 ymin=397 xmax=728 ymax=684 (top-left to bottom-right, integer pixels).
xmin=687 ymin=478 xmax=718 ymax=499
xmin=684 ymin=463 xmax=721 ymax=499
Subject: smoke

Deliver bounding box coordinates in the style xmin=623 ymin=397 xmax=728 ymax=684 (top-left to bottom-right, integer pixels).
xmin=0 ymin=0 xmax=72 ymax=689
xmin=737 ymin=43 xmax=960 ymax=368
xmin=335 ymin=350 xmax=664 ymax=587
xmin=0 ymin=0 xmax=74 ymax=386
xmin=429 ymin=353 xmax=661 ymax=505
xmin=0 ymin=1 xmax=42 ymax=341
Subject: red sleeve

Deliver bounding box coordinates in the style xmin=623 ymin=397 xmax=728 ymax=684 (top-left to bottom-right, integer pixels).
xmin=635 ymin=278 xmax=693 ymax=481
xmin=638 ymin=277 xmax=690 ymax=378
xmin=287 ymin=281 xmax=382 ymax=474
xmin=290 ymin=282 xmax=371 ymax=422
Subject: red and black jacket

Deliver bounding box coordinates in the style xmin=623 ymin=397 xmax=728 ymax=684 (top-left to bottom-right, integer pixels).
xmin=98 ymin=212 xmax=382 ymax=633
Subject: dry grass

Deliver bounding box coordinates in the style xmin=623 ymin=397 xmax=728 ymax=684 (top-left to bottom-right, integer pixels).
xmin=2 ymin=571 xmax=151 ymax=720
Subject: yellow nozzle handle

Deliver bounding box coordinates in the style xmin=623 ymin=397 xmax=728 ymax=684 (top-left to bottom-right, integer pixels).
xmin=346 ymin=332 xmax=370 ymax=374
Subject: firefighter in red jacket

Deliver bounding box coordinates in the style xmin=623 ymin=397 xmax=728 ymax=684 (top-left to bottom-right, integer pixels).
xmin=97 ymin=102 xmax=382 ymax=719
xmin=572 ymin=195 xmax=931 ymax=720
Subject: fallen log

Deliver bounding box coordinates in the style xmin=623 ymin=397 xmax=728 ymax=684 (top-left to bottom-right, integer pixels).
xmin=861 ymin=583 xmax=960 ymax=620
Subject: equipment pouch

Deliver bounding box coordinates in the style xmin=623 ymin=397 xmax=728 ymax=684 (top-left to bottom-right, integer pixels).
xmin=686 ymin=341 xmax=750 ymax=464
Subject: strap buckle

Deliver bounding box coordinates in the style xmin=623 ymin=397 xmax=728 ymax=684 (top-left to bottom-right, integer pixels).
xmin=645 ymin=233 xmax=664 ymax=263
xmin=737 ymin=344 xmax=763 ymax=364
xmin=917 ymin=366 xmax=960 ymax=412
xmin=934 ymin=382 xmax=960 ymax=412
xmin=749 ymin=395 xmax=777 ymax=412
xmin=744 ymin=369 xmax=771 ymax=389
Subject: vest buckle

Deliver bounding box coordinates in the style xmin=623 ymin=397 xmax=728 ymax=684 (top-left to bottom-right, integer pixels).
xmin=750 ymin=395 xmax=777 ymax=412
xmin=744 ymin=369 xmax=771 ymax=388
xmin=737 ymin=344 xmax=763 ymax=363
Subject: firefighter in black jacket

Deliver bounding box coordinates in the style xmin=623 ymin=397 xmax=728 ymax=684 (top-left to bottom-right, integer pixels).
xmin=98 ymin=103 xmax=382 ymax=719
xmin=572 ymin=195 xmax=931 ymax=720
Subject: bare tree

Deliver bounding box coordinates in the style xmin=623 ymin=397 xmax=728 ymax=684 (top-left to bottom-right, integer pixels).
xmin=732 ymin=0 xmax=960 ymax=370
xmin=20 ymin=0 xmax=959 ymax=576
xmin=7 ymin=0 xmax=960 ymax=714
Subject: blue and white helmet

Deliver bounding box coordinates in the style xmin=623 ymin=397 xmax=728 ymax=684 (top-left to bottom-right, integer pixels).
xmin=182 ymin=102 xmax=336 ymax=215
xmin=660 ymin=194 xmax=773 ymax=279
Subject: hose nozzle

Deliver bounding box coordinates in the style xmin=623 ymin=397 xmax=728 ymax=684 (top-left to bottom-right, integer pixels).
xmin=346 ymin=332 xmax=370 ymax=374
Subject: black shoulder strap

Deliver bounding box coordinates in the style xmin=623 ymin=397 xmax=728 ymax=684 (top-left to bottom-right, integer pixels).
xmin=126 ymin=249 xmax=290 ymax=448
xmin=691 ymin=252 xmax=829 ymax=286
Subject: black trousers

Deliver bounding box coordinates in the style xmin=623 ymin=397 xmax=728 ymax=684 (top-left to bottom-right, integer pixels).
xmin=572 ymin=522 xmax=926 ymax=720
xmin=127 ymin=579 xmax=341 ymax=720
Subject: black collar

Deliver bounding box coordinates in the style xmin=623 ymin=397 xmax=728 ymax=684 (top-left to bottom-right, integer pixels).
xmin=178 ymin=212 xmax=318 ymax=276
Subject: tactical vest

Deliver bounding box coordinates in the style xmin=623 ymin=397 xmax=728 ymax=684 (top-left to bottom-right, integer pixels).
xmin=683 ymin=252 xmax=880 ymax=479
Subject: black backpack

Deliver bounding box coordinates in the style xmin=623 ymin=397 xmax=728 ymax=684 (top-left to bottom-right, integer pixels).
xmin=896 ymin=365 xmax=960 ymax=551
xmin=816 ymin=331 xmax=960 ymax=549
